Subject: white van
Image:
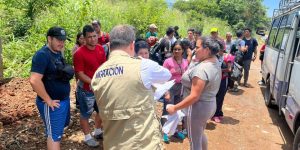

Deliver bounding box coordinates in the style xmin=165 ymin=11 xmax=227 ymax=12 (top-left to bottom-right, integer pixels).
xmin=262 ymin=0 xmax=300 ymax=149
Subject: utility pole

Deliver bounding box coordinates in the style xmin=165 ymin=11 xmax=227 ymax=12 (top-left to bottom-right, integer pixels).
xmin=0 ymin=38 xmax=3 ymax=79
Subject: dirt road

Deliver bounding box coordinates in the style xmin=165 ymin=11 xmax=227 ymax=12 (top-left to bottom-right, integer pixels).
xmin=165 ymin=59 xmax=294 ymax=150
xmin=0 ymin=59 xmax=294 ymax=150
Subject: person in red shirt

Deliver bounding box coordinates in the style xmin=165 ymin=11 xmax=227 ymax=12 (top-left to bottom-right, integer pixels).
xmin=92 ymin=20 xmax=110 ymax=58
xmin=73 ymin=25 xmax=106 ymax=147
xmin=258 ymin=40 xmax=267 ymax=85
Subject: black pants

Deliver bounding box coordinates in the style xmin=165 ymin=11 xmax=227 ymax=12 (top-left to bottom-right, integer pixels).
xmin=214 ymin=78 xmax=228 ymax=117
xmin=228 ymin=78 xmax=234 ymax=89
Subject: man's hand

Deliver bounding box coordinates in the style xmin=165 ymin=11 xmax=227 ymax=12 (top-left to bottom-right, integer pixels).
xmin=243 ymin=45 xmax=249 ymax=52
xmin=166 ymin=104 xmax=176 ymax=115
xmin=45 ymin=100 xmax=60 ymax=111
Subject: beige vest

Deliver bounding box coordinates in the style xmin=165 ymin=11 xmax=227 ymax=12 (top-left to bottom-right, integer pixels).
xmin=91 ymin=50 xmax=163 ymax=150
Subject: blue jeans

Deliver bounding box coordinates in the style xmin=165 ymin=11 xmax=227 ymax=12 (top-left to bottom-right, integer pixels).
xmin=76 ymin=86 xmax=99 ymax=119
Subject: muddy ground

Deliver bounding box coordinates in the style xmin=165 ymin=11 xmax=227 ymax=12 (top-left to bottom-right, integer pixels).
xmin=0 ymin=58 xmax=294 ymax=150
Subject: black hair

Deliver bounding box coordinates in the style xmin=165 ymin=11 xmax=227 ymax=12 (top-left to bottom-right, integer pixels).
xmin=166 ymin=26 xmax=175 ymax=36
xmin=134 ymin=40 xmax=149 ymax=54
xmin=181 ymin=38 xmax=190 ymax=48
xmin=174 ymin=26 xmax=179 ymax=30
xmin=82 ymin=25 xmax=95 ymax=37
xmin=188 ymin=28 xmax=195 ymax=32
xmin=76 ymin=32 xmax=83 ymax=45
xmin=171 ymin=40 xmax=184 ymax=52
xmin=194 ymin=30 xmax=202 ymax=36
xmin=244 ymin=27 xmax=252 ymax=33
xmin=236 ymin=30 xmax=243 ymax=38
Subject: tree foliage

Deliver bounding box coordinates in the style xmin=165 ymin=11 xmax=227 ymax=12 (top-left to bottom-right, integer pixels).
xmin=174 ymin=0 xmax=270 ymax=31
xmin=1 ymin=0 xmax=237 ymax=77
xmin=0 ymin=0 xmax=192 ymax=77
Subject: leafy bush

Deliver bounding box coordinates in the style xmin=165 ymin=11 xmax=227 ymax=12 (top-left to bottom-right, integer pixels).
xmin=201 ymin=16 xmax=233 ymax=37
xmin=2 ymin=0 xmax=191 ymax=77
xmin=1 ymin=0 xmax=236 ymax=77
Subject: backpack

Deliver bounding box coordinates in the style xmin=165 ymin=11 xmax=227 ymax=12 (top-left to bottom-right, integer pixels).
xmin=230 ymin=62 xmax=243 ymax=81
xmin=149 ymin=42 xmax=163 ymax=65
xmin=231 ymin=39 xmax=244 ymax=66
xmin=230 ymin=39 xmax=241 ymax=55
xmin=44 ymin=48 xmax=74 ymax=82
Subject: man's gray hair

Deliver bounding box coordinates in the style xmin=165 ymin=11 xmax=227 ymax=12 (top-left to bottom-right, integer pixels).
xmin=226 ymin=32 xmax=232 ymax=36
xmin=201 ymin=36 xmax=221 ymax=55
xmin=110 ymin=25 xmax=136 ymax=50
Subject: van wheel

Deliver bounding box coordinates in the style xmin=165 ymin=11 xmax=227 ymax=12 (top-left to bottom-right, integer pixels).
xmin=293 ymin=127 xmax=300 ymax=150
xmin=264 ymin=78 xmax=274 ymax=107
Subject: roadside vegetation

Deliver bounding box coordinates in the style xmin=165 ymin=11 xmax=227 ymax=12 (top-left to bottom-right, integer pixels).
xmin=0 ymin=0 xmax=269 ymax=77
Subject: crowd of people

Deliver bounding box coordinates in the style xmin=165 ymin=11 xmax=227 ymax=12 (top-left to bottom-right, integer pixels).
xmin=29 ymin=21 xmax=258 ymax=150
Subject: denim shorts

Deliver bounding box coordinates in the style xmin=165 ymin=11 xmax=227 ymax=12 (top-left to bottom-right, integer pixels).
xmin=76 ymin=86 xmax=99 ymax=119
xmin=36 ymin=97 xmax=70 ymax=142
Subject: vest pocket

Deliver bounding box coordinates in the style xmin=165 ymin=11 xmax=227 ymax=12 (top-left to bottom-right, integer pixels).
xmin=100 ymin=108 xmax=137 ymax=120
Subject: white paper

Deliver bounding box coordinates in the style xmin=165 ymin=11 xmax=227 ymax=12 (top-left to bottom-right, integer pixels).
xmin=153 ymin=80 xmax=175 ymax=100
xmin=162 ymin=109 xmax=186 ymax=120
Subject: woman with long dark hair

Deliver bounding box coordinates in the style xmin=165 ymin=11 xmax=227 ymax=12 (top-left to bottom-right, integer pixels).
xmin=167 ymin=37 xmax=222 ymax=150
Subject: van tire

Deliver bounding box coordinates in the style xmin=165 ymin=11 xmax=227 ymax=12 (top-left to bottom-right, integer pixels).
xmin=293 ymin=127 xmax=300 ymax=150
xmin=264 ymin=78 xmax=274 ymax=107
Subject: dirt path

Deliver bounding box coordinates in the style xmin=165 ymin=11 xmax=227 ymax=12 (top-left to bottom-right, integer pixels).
xmin=0 ymin=58 xmax=294 ymax=150
xmin=165 ymin=58 xmax=294 ymax=150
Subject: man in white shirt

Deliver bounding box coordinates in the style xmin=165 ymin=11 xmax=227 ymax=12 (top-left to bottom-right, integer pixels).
xmin=91 ymin=25 xmax=171 ymax=150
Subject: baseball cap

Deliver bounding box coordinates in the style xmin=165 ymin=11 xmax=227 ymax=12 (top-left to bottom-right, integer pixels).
xmin=210 ymin=27 xmax=218 ymax=33
xmin=149 ymin=24 xmax=158 ymax=29
xmin=47 ymin=26 xmax=68 ymax=41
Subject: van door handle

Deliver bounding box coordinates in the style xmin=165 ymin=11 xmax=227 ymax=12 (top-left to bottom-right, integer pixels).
xmin=289 ymin=61 xmax=294 ymax=64
xmin=282 ymin=95 xmax=291 ymax=98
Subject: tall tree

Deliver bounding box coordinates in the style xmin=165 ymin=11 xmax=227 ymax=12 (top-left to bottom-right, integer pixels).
xmin=174 ymin=0 xmax=269 ymax=30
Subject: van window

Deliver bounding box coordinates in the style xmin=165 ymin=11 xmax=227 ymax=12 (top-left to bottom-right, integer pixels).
xmin=296 ymin=23 xmax=300 ymax=58
xmin=268 ymin=18 xmax=280 ymax=47
xmin=274 ymin=15 xmax=289 ymax=49
xmin=286 ymin=12 xmax=296 ymax=27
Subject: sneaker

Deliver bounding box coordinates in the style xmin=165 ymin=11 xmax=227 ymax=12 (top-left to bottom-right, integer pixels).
xmin=258 ymin=80 xmax=265 ymax=85
xmin=212 ymin=116 xmax=221 ymax=123
xmin=182 ymin=129 xmax=188 ymax=136
xmin=92 ymin=131 xmax=103 ymax=140
xmin=231 ymin=87 xmax=239 ymax=92
xmin=243 ymin=83 xmax=249 ymax=88
xmin=163 ymin=133 xmax=170 ymax=144
xmin=173 ymin=131 xmax=185 ymax=140
xmin=84 ymin=138 xmax=99 ymax=147
xmin=94 ymin=133 xmax=103 ymax=140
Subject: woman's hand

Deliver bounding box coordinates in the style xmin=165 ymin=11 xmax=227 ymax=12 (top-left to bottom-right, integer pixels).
xmin=164 ymin=91 xmax=171 ymax=101
xmin=166 ymin=104 xmax=176 ymax=115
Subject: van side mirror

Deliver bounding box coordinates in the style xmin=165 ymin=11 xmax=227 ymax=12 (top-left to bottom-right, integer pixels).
xmin=256 ymin=30 xmax=266 ymax=36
